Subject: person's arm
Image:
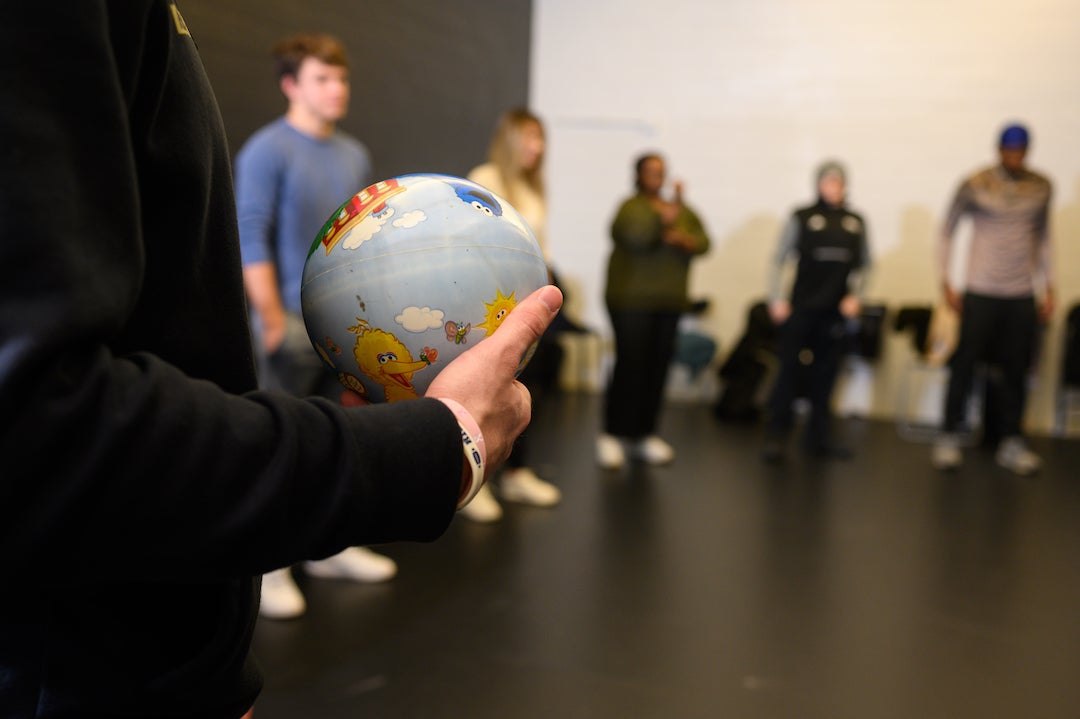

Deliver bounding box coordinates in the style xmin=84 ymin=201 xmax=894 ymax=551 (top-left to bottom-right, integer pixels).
xmin=1034 ymin=184 xmax=1055 ymax=322
xmin=767 ymin=215 xmax=799 ymax=323
xmin=938 ymin=179 xmax=972 ymax=312
xmin=664 ymin=204 xmax=711 ymax=255
xmin=242 ymin=262 xmax=287 ymax=352
xmin=841 ymin=217 xmax=872 ymax=318
xmin=0 ymin=3 xmax=554 ymax=583
xmin=234 ymin=138 xmax=288 ymax=352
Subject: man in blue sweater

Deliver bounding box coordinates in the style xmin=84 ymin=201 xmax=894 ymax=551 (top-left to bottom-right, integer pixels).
xmin=235 ymin=33 xmax=395 ymax=618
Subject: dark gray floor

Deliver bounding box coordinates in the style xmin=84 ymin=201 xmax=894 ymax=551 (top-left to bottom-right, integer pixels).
xmin=250 ymin=393 xmax=1080 ymax=719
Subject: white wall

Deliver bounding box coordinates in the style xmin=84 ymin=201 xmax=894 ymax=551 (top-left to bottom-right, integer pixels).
xmin=531 ymin=0 xmax=1080 ymax=434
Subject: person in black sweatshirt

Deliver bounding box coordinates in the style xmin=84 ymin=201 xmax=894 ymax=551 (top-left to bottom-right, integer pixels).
xmin=0 ymin=3 xmax=561 ymax=717
xmin=762 ymin=161 xmax=871 ymax=463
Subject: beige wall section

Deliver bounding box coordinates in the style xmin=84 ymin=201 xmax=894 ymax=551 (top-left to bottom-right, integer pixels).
xmin=532 ymin=0 xmax=1080 ymax=435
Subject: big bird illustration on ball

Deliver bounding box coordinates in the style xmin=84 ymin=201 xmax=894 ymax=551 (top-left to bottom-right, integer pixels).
xmin=348 ymin=319 xmax=438 ymax=402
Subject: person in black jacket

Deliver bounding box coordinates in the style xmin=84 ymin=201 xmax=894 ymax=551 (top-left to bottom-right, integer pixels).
xmin=0 ymin=4 xmax=561 ymax=718
xmin=762 ymin=161 xmax=871 ymax=462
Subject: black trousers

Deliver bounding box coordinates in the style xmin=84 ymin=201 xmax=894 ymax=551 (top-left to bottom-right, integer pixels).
xmin=943 ymin=293 xmax=1037 ymax=438
xmin=604 ymin=308 xmax=681 ymax=440
xmin=766 ymin=308 xmax=846 ymax=448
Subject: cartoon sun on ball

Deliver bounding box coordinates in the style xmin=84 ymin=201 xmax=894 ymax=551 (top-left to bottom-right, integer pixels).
xmin=476 ymin=289 xmax=517 ymax=336
xmin=347 ymin=319 xmax=438 ymax=402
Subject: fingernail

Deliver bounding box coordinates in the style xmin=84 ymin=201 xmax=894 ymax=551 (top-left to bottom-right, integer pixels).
xmin=538 ymin=285 xmax=563 ymax=313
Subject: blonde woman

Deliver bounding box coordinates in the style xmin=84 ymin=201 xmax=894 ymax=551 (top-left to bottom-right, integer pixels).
xmin=465 ymin=108 xmax=562 ymax=521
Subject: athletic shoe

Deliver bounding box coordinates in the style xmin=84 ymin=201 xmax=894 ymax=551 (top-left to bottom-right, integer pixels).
xmin=635 ymin=435 xmax=675 ymax=465
xmin=596 ymin=433 xmax=626 ymax=469
xmin=303 ymin=546 xmax=397 ymax=583
xmin=499 ymin=467 xmax=561 ymax=507
xmin=259 ymin=567 xmax=306 ymax=620
xmin=995 ymin=436 xmax=1042 ymax=476
xmin=931 ymin=433 xmax=962 ymax=470
xmin=458 ymin=483 xmax=503 ymax=523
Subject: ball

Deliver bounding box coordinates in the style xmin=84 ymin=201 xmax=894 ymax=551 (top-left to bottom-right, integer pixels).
xmin=301 ymin=173 xmax=549 ymax=403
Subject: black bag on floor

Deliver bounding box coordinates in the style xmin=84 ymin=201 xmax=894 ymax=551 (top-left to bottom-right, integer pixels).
xmin=714 ymin=301 xmax=777 ymax=422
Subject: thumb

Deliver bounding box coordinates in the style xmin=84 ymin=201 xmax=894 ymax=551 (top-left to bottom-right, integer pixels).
xmin=488 ymin=285 xmax=563 ymax=369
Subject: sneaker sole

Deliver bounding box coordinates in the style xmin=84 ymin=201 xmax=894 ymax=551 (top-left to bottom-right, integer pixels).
xmin=302 ymin=562 xmax=397 ymax=583
xmin=499 ymin=490 xmax=561 ymax=507
xmin=259 ymin=605 xmax=306 ymax=620
xmin=996 ymin=459 xmax=1040 ymax=476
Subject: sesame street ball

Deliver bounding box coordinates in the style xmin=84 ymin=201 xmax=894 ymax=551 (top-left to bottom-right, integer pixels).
xmin=301 ymin=173 xmax=549 ymax=403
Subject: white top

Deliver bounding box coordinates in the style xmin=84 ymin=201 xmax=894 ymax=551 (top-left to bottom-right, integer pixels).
xmin=467 ymin=162 xmax=549 ymax=261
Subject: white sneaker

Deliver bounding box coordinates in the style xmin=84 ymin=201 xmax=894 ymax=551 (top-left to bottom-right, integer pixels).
xmin=995 ymin=436 xmax=1042 ymax=476
xmin=259 ymin=567 xmax=306 ymax=620
xmin=458 ymin=482 xmax=503 ymax=523
xmin=597 ymin=433 xmax=626 ymax=469
xmin=303 ymin=546 xmax=397 ymax=583
xmin=635 ymin=435 xmax=675 ymax=465
xmin=931 ymin=433 xmax=962 ymax=470
xmin=499 ymin=467 xmax=561 ymax=507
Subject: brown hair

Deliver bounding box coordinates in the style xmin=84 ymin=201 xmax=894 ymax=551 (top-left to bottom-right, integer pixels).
xmin=271 ymin=33 xmax=349 ymax=79
xmin=486 ymin=107 xmax=545 ymax=205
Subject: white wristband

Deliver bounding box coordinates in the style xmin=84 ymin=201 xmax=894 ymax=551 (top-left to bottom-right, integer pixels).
xmin=436 ymin=398 xmax=486 ymax=509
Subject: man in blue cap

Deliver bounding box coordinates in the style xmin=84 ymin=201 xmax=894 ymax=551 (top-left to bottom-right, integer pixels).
xmin=932 ymin=122 xmax=1055 ymax=474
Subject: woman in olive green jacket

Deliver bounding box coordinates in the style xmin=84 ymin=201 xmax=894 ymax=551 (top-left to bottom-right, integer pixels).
xmin=597 ymin=153 xmax=710 ymax=468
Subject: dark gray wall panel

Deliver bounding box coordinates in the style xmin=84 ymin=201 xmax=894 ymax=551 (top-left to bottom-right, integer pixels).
xmin=179 ymin=0 xmax=531 ymax=181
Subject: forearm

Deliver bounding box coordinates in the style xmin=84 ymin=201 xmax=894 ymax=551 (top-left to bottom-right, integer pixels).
xmin=938 ymin=185 xmax=969 ymax=287
xmin=846 ymin=269 xmax=869 ymax=300
xmin=2 ymin=364 xmax=461 ymax=581
xmin=674 ymin=207 xmax=710 ymax=255
xmin=1035 ymin=202 xmax=1054 ymax=293
xmin=848 ymin=237 xmax=872 ymax=298
xmin=767 ymin=217 xmax=799 ymax=302
xmin=243 ymin=262 xmax=286 ymax=321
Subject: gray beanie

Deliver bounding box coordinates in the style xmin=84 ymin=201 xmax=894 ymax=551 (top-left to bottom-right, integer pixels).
xmin=816 ymin=160 xmax=846 ymax=184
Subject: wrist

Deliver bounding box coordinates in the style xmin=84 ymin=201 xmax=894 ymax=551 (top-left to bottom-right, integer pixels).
xmin=435 ymin=398 xmax=486 ymax=509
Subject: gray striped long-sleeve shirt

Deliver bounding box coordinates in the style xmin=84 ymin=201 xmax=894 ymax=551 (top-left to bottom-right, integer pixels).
xmin=938 ymin=165 xmax=1053 ymax=298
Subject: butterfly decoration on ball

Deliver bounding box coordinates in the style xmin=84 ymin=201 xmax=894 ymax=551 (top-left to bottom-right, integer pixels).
xmin=301 ymin=173 xmax=549 ymax=403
